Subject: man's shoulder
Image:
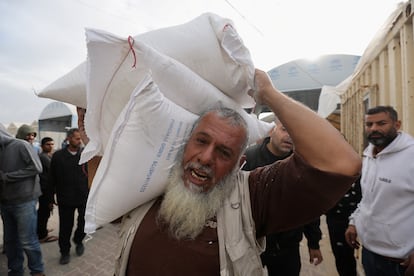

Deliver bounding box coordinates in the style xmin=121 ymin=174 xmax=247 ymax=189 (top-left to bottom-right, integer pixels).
xmin=245 ymin=142 xmax=262 ymax=156
xmin=50 ymin=148 xmax=67 ymax=160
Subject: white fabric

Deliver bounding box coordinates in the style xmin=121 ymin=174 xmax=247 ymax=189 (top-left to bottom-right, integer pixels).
xmin=37 ymin=62 xmax=87 ymax=108
xmin=85 ymin=74 xmax=198 ymax=233
xmin=349 ymin=132 xmax=414 ymax=258
xmin=80 ymin=26 xmax=271 ymax=163
xmin=38 ymin=12 xmax=255 ymax=119
xmin=134 ymin=40 xmax=273 ymax=146
xmin=317 ymin=85 xmax=341 ymax=118
xmin=317 ymin=76 xmax=352 ymax=118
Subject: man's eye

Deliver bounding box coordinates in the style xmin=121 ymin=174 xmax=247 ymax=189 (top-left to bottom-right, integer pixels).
xmin=219 ymin=149 xmax=231 ymax=159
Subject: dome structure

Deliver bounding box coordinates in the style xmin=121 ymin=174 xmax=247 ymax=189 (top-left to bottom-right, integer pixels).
xmin=39 ymin=101 xmax=77 ymax=121
xmin=262 ymin=54 xmax=360 ymax=112
xmin=38 ymin=101 xmax=78 ymax=149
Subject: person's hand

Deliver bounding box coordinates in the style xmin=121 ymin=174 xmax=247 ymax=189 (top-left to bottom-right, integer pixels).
xmin=248 ymin=69 xmax=278 ymax=106
xmin=77 ymin=107 xmax=89 ymax=145
xmin=345 ymin=225 xmax=360 ymax=249
xmin=401 ymin=252 xmax=414 ymax=276
xmin=309 ymin=248 xmax=323 ymax=265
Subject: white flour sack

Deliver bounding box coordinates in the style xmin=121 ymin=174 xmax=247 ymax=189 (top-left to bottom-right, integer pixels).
xmin=37 ymin=62 xmax=87 ymax=108
xmin=81 ymin=13 xmax=256 ymax=163
xmin=133 ymin=40 xmax=274 ymax=143
xmin=136 ymin=12 xmax=256 ymax=107
xmin=85 ymin=74 xmax=198 ymax=233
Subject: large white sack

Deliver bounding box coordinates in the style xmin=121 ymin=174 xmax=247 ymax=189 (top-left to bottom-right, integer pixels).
xmin=37 ymin=62 xmax=87 ymax=108
xmin=85 ymin=74 xmax=198 ymax=233
xmin=38 ymin=12 xmax=255 ymax=113
xmin=136 ymin=12 xmax=255 ymax=107
xmin=134 ymin=40 xmax=274 ymax=146
xmin=81 ymin=28 xmax=271 ymax=164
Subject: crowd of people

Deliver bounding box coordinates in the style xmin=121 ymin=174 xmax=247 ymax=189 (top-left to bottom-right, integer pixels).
xmin=0 ymin=125 xmax=89 ymax=275
xmin=0 ymin=69 xmax=413 ymax=276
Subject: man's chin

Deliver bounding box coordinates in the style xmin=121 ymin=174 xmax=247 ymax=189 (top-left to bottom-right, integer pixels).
xmin=368 ymin=138 xmax=386 ymax=147
xmin=186 ymin=182 xmax=205 ymax=194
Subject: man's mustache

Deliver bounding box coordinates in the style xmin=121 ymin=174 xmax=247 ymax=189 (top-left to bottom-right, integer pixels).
xmin=368 ymin=131 xmax=384 ymax=139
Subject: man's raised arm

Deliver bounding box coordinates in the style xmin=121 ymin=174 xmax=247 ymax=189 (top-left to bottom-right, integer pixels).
xmin=250 ymin=69 xmax=361 ymax=176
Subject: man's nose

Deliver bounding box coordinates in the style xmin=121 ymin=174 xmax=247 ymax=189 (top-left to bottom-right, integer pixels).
xmin=197 ymin=146 xmax=214 ymax=165
xmin=369 ymin=123 xmax=380 ymax=132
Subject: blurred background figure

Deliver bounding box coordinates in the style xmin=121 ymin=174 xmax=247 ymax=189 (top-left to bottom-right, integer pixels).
xmin=326 ymin=177 xmax=361 ymax=276
xmin=16 ymin=124 xmax=40 ymax=153
xmin=37 ymin=137 xmax=58 ymax=243
xmin=0 ymin=124 xmax=45 ymax=275
xmin=50 ymin=128 xmax=89 ymax=265
xmin=243 ymin=114 xmax=323 ymax=276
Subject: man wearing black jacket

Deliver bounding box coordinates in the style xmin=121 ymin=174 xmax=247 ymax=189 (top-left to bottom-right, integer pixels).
xmin=243 ymin=115 xmax=323 ymax=276
xmin=38 ymin=137 xmax=58 ymax=243
xmin=326 ymin=177 xmax=361 ymax=276
xmin=50 ymin=128 xmax=89 ymax=265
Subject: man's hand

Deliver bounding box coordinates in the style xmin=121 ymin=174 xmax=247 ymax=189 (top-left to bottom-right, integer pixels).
xmin=402 ymin=252 xmax=414 ymax=276
xmin=345 ymin=225 xmax=360 ymax=249
xmin=77 ymin=107 xmax=89 ymax=145
xmin=248 ymin=69 xmax=279 ymax=106
xmin=309 ymin=248 xmax=323 ymax=265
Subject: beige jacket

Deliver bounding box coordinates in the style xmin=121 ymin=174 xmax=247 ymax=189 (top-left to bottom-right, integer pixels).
xmin=114 ymin=170 xmax=267 ymax=276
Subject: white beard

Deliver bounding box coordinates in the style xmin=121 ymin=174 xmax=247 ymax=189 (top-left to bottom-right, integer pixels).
xmin=157 ymin=161 xmax=237 ymax=240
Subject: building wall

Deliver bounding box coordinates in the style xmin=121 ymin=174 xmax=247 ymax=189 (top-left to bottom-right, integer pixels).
xmin=341 ymin=0 xmax=414 ymax=155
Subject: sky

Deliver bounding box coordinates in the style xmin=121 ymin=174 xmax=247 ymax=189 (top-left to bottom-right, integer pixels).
xmin=0 ymin=0 xmax=404 ymax=125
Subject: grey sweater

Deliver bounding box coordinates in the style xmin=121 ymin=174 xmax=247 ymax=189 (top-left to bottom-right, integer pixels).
xmin=0 ymin=125 xmax=42 ymax=204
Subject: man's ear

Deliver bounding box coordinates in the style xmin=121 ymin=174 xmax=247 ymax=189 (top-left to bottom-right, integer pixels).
xmin=239 ymin=155 xmax=247 ymax=168
xmin=395 ymin=120 xmax=402 ymax=130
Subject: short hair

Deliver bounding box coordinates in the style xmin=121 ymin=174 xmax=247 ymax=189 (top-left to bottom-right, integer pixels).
xmin=41 ymin=137 xmax=54 ymax=146
xmin=191 ymin=107 xmax=249 ymax=153
xmin=66 ymin=128 xmax=80 ymax=138
xmin=366 ymin=106 xmax=398 ymax=122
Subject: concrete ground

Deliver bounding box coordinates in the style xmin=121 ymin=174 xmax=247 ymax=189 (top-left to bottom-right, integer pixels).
xmin=0 ymin=211 xmax=364 ymax=275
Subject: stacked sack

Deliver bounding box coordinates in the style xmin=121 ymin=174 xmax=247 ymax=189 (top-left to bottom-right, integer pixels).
xmin=38 ymin=13 xmax=274 ymax=233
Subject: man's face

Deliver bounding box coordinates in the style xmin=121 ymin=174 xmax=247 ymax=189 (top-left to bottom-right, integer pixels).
xmin=41 ymin=141 xmax=54 ymax=153
xmin=181 ymin=113 xmax=246 ymax=193
xmin=67 ymin=131 xmax=82 ymax=149
xmin=25 ymin=133 xmax=36 ymax=144
xmin=365 ymin=112 xmax=400 ymax=148
xmin=268 ymin=122 xmax=293 ymax=156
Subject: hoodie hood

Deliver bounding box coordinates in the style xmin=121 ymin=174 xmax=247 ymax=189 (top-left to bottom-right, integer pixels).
xmin=0 ymin=124 xmax=14 ymax=147
xmin=16 ymin=124 xmax=37 ymax=140
xmin=1 ymin=123 xmax=42 ymax=174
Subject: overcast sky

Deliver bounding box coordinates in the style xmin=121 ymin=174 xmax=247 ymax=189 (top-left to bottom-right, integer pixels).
xmin=0 ymin=0 xmax=403 ymax=125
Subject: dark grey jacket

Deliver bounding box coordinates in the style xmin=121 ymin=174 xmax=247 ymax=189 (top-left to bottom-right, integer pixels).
xmin=0 ymin=124 xmax=42 ymax=204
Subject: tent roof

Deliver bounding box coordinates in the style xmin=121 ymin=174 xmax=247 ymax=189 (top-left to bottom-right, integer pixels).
xmin=268 ymin=54 xmax=360 ymax=92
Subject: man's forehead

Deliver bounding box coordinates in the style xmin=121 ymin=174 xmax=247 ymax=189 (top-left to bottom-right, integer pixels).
xmin=365 ymin=112 xmax=390 ymax=121
xmin=194 ymin=113 xmax=245 ymax=144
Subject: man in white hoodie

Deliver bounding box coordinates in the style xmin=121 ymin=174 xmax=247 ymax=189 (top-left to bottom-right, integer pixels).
xmin=345 ymin=105 xmax=414 ymax=276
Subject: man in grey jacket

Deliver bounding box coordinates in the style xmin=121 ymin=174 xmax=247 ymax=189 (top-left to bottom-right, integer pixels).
xmin=345 ymin=106 xmax=414 ymax=276
xmin=0 ymin=124 xmax=45 ymax=276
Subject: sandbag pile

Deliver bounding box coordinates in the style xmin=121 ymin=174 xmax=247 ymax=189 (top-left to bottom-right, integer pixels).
xmin=38 ymin=13 xmax=274 ymax=233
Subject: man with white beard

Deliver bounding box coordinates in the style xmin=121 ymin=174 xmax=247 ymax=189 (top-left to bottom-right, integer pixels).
xmin=157 ymin=149 xmax=239 ymax=240
xmin=115 ymin=69 xmax=362 ymax=276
